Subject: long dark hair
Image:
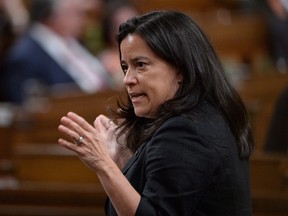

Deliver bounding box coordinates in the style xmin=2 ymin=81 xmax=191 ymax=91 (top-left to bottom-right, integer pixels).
xmin=113 ymin=11 xmax=254 ymax=159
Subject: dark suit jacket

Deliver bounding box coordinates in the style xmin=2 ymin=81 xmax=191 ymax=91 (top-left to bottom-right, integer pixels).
xmin=0 ymin=34 xmax=78 ymax=104
xmin=105 ymin=103 xmax=252 ymax=216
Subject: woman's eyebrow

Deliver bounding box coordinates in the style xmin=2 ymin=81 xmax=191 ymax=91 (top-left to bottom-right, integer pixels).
xmin=121 ymin=56 xmax=150 ymax=64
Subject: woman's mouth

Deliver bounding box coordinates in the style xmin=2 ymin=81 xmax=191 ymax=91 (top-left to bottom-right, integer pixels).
xmin=129 ymin=93 xmax=146 ymax=102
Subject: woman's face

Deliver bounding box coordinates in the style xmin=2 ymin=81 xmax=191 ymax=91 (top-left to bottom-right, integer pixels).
xmin=120 ymin=34 xmax=182 ymax=118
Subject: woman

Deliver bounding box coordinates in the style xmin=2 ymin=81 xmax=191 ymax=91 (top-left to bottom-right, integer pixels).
xmin=58 ymin=11 xmax=254 ymax=216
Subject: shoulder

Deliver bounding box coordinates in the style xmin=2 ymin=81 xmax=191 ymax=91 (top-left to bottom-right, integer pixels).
xmin=141 ymin=115 xmax=222 ymax=182
xmin=157 ymin=116 xmax=197 ymax=134
xmin=145 ymin=103 xmax=236 ymax=158
xmin=5 ymin=35 xmax=40 ymax=61
xmin=156 ymin=102 xmax=231 ymax=144
xmin=146 ymin=115 xmax=217 ymax=160
xmin=12 ymin=34 xmax=38 ymax=51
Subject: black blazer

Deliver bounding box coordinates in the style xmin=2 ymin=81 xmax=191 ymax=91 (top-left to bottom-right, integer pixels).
xmin=105 ymin=103 xmax=252 ymax=216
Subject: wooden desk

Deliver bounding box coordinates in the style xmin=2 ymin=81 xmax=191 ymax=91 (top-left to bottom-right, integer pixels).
xmin=5 ymin=146 xmax=288 ymax=216
xmin=0 ymin=181 xmax=106 ymax=216
xmin=237 ymin=73 xmax=288 ymax=150
xmin=250 ymin=151 xmax=288 ymax=215
xmin=13 ymin=143 xmax=101 ymax=184
xmin=12 ymin=90 xmax=121 ymax=145
xmin=9 ymin=90 xmax=123 ymax=184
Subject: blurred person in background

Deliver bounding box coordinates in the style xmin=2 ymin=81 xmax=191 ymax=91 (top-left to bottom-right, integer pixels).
xmin=0 ymin=0 xmax=111 ymax=105
xmin=0 ymin=0 xmax=28 ymax=59
xmin=0 ymin=0 xmax=28 ymax=101
xmin=261 ymin=0 xmax=288 ymax=73
xmin=80 ymin=0 xmax=105 ymax=54
xmin=98 ymin=0 xmax=138 ymax=90
xmin=258 ymin=0 xmax=288 ymax=154
xmin=0 ymin=0 xmax=29 ymax=35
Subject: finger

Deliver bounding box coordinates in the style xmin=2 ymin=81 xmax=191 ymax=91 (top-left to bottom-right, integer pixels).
xmin=58 ymin=124 xmax=81 ymax=144
xmin=96 ymin=115 xmax=116 ymax=131
xmin=94 ymin=116 xmax=107 ymax=133
xmin=58 ymin=137 xmax=91 ymax=155
xmin=94 ymin=115 xmax=107 ymax=128
xmin=67 ymin=112 xmax=95 ymax=132
xmin=61 ymin=116 xmax=85 ymax=139
xmin=58 ymin=138 xmax=79 ymax=152
xmin=95 ymin=115 xmax=116 ymax=133
xmin=59 ymin=120 xmax=94 ymax=147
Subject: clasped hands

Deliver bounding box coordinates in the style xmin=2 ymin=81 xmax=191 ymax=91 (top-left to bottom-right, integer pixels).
xmin=58 ymin=112 xmax=132 ymax=171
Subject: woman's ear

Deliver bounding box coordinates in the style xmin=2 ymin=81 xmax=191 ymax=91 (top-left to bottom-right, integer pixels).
xmin=177 ymin=72 xmax=183 ymax=85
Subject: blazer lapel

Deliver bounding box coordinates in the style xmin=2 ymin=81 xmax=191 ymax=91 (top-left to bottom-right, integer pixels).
xmin=122 ymin=143 xmax=146 ymax=174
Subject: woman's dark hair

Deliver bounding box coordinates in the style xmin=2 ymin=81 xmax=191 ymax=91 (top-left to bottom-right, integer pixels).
xmin=114 ymin=11 xmax=254 ymax=159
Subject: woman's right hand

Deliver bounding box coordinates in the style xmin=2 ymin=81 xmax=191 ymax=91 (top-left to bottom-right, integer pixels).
xmin=95 ymin=115 xmax=133 ymax=169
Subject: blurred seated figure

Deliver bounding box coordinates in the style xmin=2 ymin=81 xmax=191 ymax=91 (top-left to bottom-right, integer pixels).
xmin=264 ymin=86 xmax=288 ymax=154
xmin=0 ymin=0 xmax=28 ymax=60
xmin=0 ymin=0 xmax=111 ymax=105
xmin=262 ymin=0 xmax=288 ymax=73
xmin=1 ymin=0 xmax=29 ymax=35
xmin=0 ymin=0 xmax=29 ymax=101
xmin=98 ymin=0 xmax=138 ymax=90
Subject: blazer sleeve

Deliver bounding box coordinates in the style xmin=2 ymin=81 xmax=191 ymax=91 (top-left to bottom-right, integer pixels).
xmin=135 ymin=116 xmax=220 ymax=216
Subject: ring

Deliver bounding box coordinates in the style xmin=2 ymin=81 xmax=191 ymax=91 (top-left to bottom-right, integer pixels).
xmin=75 ymin=136 xmax=84 ymax=145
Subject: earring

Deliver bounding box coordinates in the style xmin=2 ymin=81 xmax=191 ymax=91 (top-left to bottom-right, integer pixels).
xmin=177 ymin=80 xmax=182 ymax=85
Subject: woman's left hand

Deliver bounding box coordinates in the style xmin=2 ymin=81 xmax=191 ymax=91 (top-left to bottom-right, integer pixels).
xmin=58 ymin=112 xmax=114 ymax=173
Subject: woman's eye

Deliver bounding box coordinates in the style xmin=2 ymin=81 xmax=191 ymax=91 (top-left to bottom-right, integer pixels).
xmin=121 ymin=65 xmax=128 ymax=74
xmin=136 ymin=62 xmax=145 ymax=68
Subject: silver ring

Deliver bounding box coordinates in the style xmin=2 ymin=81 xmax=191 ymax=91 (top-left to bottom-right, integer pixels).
xmin=76 ymin=136 xmax=84 ymax=145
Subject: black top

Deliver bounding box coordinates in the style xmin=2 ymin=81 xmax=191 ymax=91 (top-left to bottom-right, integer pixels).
xmin=105 ymin=103 xmax=251 ymax=216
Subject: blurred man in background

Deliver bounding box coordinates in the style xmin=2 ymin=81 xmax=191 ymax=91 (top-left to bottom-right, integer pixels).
xmin=0 ymin=0 xmax=110 ymax=105
xmin=263 ymin=0 xmax=288 ymax=73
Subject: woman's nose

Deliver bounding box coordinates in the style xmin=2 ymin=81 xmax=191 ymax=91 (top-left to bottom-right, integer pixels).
xmin=123 ymin=68 xmax=137 ymax=86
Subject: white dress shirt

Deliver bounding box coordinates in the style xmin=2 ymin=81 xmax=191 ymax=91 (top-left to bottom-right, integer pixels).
xmin=30 ymin=23 xmax=109 ymax=93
